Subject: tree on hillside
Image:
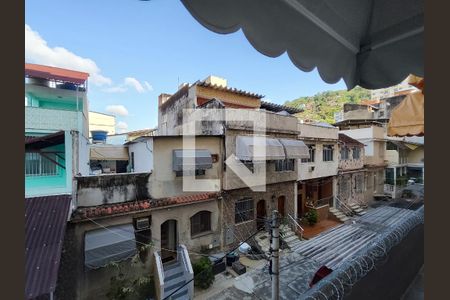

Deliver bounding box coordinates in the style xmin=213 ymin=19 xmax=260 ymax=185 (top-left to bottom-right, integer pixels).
xmin=284 ymin=86 xmax=370 ymax=123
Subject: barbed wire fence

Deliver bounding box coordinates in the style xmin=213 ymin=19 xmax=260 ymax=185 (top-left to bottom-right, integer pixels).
xmin=300 ymin=205 xmax=424 ymax=300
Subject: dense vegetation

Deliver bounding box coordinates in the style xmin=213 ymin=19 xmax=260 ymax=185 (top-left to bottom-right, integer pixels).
xmin=284 ymin=86 xmax=371 ymax=124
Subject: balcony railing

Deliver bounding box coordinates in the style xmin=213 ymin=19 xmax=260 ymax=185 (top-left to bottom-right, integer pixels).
xmin=305 ymin=196 xmax=333 ymax=208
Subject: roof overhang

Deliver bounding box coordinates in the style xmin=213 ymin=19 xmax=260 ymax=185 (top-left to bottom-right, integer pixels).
xmin=25 ymin=131 xmax=65 ymax=150
xmin=25 ymin=63 xmax=89 ymax=85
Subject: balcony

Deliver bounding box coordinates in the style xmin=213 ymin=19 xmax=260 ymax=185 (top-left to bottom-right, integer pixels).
xmin=26 ymin=107 xmax=80 ymax=131
xmin=298 ymin=123 xmax=338 ymax=140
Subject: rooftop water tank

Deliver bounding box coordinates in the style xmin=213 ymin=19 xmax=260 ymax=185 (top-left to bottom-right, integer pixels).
xmin=91 ymin=130 xmax=108 ymax=144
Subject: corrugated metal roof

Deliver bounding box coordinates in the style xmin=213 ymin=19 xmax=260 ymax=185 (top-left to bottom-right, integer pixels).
xmin=294 ymin=206 xmax=419 ymax=269
xmin=25 ymin=131 xmax=65 ymax=150
xmin=25 ymin=63 xmax=89 ymax=84
xmin=25 ymin=195 xmax=71 ymax=299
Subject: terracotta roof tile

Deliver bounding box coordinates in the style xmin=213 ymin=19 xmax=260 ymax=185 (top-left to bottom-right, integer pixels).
xmin=75 ymin=192 xmax=218 ymax=220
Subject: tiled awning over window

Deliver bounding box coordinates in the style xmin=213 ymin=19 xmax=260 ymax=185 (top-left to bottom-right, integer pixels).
xmin=25 ymin=195 xmax=71 ymax=299
xmin=236 ymin=136 xmax=285 ymax=161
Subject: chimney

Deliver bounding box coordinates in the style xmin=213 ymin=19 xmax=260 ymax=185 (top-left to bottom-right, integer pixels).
xmin=204 ymin=75 xmax=227 ymax=88
xmin=158 ymin=93 xmax=172 ymax=107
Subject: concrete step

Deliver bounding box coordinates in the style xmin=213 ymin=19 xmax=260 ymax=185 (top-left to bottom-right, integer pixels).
xmin=339 ymin=216 xmax=349 ymax=222
xmin=333 ymin=212 xmax=346 ymax=218
xmin=168 ymin=287 xmax=189 ymax=300
xmin=164 ymin=277 xmax=186 ymax=294
xmin=281 ymin=230 xmax=295 ymax=238
xmin=349 ymin=204 xmax=361 ymax=209
xmin=356 ymin=211 xmax=367 ymax=216
xmin=284 ymin=235 xmax=299 ymax=244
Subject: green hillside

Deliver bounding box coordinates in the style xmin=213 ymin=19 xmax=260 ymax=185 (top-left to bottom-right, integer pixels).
xmin=284 ymin=86 xmax=371 ymax=124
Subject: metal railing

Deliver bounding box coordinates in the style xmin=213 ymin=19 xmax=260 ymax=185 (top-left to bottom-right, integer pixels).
xmin=334 ymin=196 xmax=354 ymax=216
xmin=305 ymin=196 xmax=333 ymax=208
xmin=286 ymin=213 xmax=304 ymax=240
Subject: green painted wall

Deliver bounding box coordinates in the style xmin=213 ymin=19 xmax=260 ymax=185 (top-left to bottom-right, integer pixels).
xmin=25 ymin=92 xmax=83 ymax=111
xmin=25 ymin=142 xmax=69 ymax=196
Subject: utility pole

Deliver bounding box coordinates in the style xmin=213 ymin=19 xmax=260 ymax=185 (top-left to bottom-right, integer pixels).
xmin=271 ymin=210 xmax=280 ymax=300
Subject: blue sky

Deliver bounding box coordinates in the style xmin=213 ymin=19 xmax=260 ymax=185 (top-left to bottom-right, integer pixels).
xmin=25 ymin=0 xmax=346 ymax=132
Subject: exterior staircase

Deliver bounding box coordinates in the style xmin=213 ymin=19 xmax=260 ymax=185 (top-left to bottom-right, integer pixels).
xmin=153 ymin=245 xmax=193 ymax=300
xmin=349 ymin=203 xmax=367 ymax=216
xmin=163 ymin=261 xmax=190 ymax=300
xmin=280 ymin=224 xmax=302 ymax=250
xmin=254 ymin=231 xmax=271 ymax=256
xmin=329 ymin=206 xmax=351 ymax=222
xmin=330 ymin=203 xmax=368 ymax=222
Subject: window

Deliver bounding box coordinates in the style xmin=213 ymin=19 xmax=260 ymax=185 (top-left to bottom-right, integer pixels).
xmin=339 ymin=179 xmax=350 ymax=200
xmin=323 ymin=145 xmax=334 ymax=162
xmin=355 ymin=175 xmax=364 ymax=193
xmin=353 ymin=147 xmax=361 ymax=159
xmin=191 ymin=211 xmax=212 ymax=236
xmin=235 ymin=198 xmax=254 ymax=224
xmin=175 ymin=169 xmax=206 ymax=177
xmin=130 ymin=152 xmax=135 ymax=170
xmin=340 ymin=147 xmax=349 ymax=160
xmin=275 ymin=159 xmax=295 ymax=172
xmin=240 ymin=160 xmax=254 ymax=173
xmin=25 ymin=152 xmax=58 ymax=176
xmin=386 ymin=141 xmax=397 ymax=150
xmin=301 ymin=145 xmax=315 ymax=163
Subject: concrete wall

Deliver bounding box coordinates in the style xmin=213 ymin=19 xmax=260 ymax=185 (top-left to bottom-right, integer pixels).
xmin=151 ymin=199 xmax=221 ymax=252
xmin=222 ymin=181 xmax=296 ymax=248
xmin=150 ymin=136 xmax=222 ymax=198
xmin=338 ymin=146 xmax=365 ymax=170
xmin=76 ymin=173 xmax=151 ymax=207
xmin=346 ymin=224 xmax=424 ymax=300
xmin=340 ymin=126 xmax=385 ymax=140
xmin=407 ymin=146 xmax=424 ymax=164
xmin=298 ymin=142 xmax=339 ymax=181
xmin=58 ymin=199 xmax=221 ymax=300
xmin=223 ymin=129 xmax=298 ymax=190
xmin=158 ymin=86 xmax=195 ymax=135
xmin=128 ymin=138 xmax=153 ymax=173
xmin=337 ymin=171 xmax=366 ymax=206
xmin=88 ymin=111 xmax=116 ymax=136
xmin=298 ymin=123 xmax=338 ymax=140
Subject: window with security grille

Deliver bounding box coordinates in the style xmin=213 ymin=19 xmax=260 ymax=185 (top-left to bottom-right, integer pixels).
xmin=235 ymin=198 xmax=254 ymax=224
xmin=323 ymin=145 xmax=334 ymax=162
xmin=191 ymin=211 xmax=212 ymax=236
xmin=339 ymin=179 xmax=350 ymax=200
xmin=275 ymin=159 xmax=295 ymax=171
xmin=25 ymin=152 xmax=58 ymax=176
xmin=340 ymin=147 xmax=349 ymax=160
xmin=355 ymin=175 xmax=364 ymax=193
xmin=301 ymin=144 xmax=315 ymax=163
xmin=353 ymin=147 xmax=361 ymax=159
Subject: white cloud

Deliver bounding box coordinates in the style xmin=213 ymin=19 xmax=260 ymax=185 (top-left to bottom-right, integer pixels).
xmin=25 ymin=24 xmax=112 ymax=86
xmin=105 ymin=105 xmax=129 ymax=117
xmin=103 ymin=86 xmax=127 ymax=93
xmin=144 ymin=81 xmax=154 ymax=92
xmin=102 ymin=77 xmax=153 ymax=94
xmin=124 ymin=77 xmax=146 ymax=93
xmin=116 ymin=121 xmax=128 ymax=133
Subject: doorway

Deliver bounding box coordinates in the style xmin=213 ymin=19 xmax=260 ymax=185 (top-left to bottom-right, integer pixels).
xmin=256 ymin=200 xmax=267 ymax=229
xmin=277 ymin=196 xmax=286 ymax=217
xmin=160 ymin=219 xmax=177 ymax=262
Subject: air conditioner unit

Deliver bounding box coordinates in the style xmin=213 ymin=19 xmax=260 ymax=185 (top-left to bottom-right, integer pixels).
xmin=309 ymin=166 xmax=315 ymax=172
xmin=136 ymin=218 xmax=150 ymax=230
